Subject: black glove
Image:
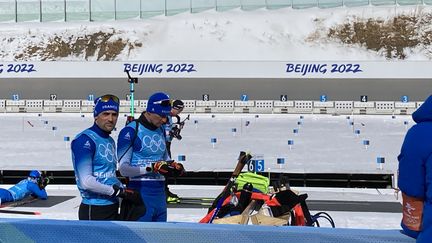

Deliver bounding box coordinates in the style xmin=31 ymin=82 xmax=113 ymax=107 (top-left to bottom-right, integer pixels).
xmin=170 ymin=161 xmax=186 ymax=177
xmin=38 ymin=177 xmax=50 ymax=189
xmin=153 ymin=161 xmax=186 ymax=177
xmin=169 ymin=127 xmax=182 ymax=140
xmin=112 ymin=185 xmax=143 ymax=205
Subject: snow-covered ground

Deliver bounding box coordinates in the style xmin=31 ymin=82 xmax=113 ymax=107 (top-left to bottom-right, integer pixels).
xmin=0 ymin=113 xmax=406 ymax=229
xmin=0 ymin=113 xmax=409 ymax=174
xmin=0 ymin=184 xmax=403 ymax=229
xmin=0 ymin=5 xmax=431 ymax=61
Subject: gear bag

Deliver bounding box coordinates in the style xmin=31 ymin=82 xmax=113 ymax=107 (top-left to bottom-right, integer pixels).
xmin=236 ymin=172 xmax=270 ymax=193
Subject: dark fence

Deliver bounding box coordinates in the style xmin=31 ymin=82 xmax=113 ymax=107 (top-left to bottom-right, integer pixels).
xmin=0 ymin=170 xmax=394 ymax=188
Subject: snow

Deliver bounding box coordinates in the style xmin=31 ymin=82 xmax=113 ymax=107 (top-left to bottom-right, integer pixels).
xmin=0 ymin=113 xmax=405 ymax=229
xmin=0 ymin=5 xmax=431 ymax=61
xmin=0 ymin=113 xmax=409 ymax=174
xmin=0 ymin=184 xmax=403 ymax=229
xmin=0 ymin=4 xmax=416 ymax=230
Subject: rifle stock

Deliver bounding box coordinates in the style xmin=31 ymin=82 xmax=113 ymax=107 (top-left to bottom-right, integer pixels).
xmin=206 ymin=151 xmax=252 ymax=223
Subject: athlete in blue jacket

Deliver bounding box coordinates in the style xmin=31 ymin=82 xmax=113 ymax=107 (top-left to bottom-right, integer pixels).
xmin=0 ymin=170 xmax=47 ymax=204
xmin=399 ymin=95 xmax=432 ymax=242
xmin=72 ymin=94 xmax=141 ymax=220
xmin=117 ymin=92 xmax=185 ymax=222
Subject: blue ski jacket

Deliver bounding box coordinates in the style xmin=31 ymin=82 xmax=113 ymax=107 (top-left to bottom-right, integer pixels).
xmin=71 ymin=124 xmax=122 ymax=206
xmin=398 ymin=95 xmax=432 ymax=242
xmin=6 ymin=178 xmax=47 ymax=201
xmin=117 ymin=114 xmax=169 ymax=222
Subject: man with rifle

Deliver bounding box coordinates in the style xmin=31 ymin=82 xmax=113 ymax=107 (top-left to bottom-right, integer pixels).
xmin=0 ymin=170 xmax=48 ymax=205
xmin=164 ymin=100 xmax=188 ymax=203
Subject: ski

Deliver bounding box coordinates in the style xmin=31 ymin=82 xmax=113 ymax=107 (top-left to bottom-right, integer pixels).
xmin=0 ymin=209 xmax=41 ymax=215
xmin=179 ymin=197 xmax=215 ymax=202
xmin=179 ymin=199 xmax=212 ymax=205
xmin=168 ymin=201 xmax=213 ymax=207
xmin=167 ymin=198 xmax=215 ymax=207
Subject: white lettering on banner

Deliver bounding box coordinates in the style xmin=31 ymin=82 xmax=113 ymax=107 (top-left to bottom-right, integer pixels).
xmin=0 ymin=63 xmax=37 ymax=74
xmin=123 ymin=63 xmax=197 ymax=75
xmin=286 ymin=63 xmax=363 ymax=76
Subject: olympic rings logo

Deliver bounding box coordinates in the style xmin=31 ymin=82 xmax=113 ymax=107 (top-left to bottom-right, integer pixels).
xmin=99 ymin=143 xmax=116 ymax=163
xmin=140 ymin=134 xmax=166 ymax=153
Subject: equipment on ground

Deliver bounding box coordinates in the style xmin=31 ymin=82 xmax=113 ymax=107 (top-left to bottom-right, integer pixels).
xmin=198 ymin=151 xmax=252 ymax=223
xmin=200 ymin=164 xmax=335 ymax=227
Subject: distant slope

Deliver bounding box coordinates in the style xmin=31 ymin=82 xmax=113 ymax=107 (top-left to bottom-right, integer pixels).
xmin=0 ymin=6 xmax=431 ymax=61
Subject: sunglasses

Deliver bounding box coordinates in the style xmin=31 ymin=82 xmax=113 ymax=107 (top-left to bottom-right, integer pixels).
xmin=153 ymin=99 xmax=171 ymax=107
xmin=95 ymin=94 xmax=120 ymax=105
xmin=173 ymin=105 xmax=184 ymax=110
xmin=155 ymin=113 xmax=168 ymax=118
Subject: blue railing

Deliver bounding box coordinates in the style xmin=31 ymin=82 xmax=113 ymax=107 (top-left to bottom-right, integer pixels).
xmin=0 ymin=0 xmax=430 ymax=23
xmin=0 ymin=218 xmax=415 ymax=243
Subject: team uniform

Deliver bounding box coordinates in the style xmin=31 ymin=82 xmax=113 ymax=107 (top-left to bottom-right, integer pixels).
xmin=118 ymin=114 xmax=169 ymax=222
xmin=164 ymin=115 xmax=180 ymax=158
xmin=0 ymin=171 xmax=47 ymax=204
xmin=398 ymin=95 xmax=432 ymax=242
xmin=72 ymin=123 xmax=122 ymax=220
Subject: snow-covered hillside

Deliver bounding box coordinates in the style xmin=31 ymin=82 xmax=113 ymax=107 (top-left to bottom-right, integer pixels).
xmin=0 ymin=5 xmax=431 ymax=61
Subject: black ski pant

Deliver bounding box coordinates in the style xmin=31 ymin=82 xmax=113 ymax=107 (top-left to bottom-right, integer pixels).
xmin=165 ymin=141 xmax=173 ymax=197
xmin=78 ymin=202 xmax=119 ymax=220
xmin=166 ymin=141 xmax=172 ymax=158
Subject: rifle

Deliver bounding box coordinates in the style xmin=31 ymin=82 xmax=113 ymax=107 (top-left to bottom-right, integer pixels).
xmin=170 ymin=114 xmax=190 ymax=140
xmin=125 ymin=70 xmax=138 ymax=125
xmin=199 ymin=151 xmax=252 ymax=223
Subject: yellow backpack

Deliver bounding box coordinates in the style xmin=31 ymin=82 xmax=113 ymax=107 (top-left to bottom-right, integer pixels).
xmin=236 ymin=172 xmax=270 ymax=193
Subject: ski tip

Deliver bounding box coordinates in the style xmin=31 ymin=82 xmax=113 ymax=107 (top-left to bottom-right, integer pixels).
xmin=34 ymin=212 xmax=42 ymax=215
